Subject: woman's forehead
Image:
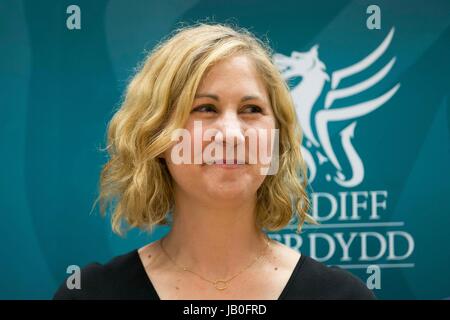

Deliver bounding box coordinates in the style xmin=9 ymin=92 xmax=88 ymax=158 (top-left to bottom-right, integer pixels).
xmin=201 ymin=55 xmax=260 ymax=81
xmin=196 ymin=56 xmax=269 ymax=102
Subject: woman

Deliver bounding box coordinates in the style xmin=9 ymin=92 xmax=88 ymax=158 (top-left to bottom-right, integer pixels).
xmin=54 ymin=22 xmax=376 ymax=300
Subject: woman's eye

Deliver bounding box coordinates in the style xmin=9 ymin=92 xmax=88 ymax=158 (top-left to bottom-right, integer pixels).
xmin=192 ymin=104 xmax=263 ymax=114
xmin=192 ymin=104 xmax=217 ymax=113
xmin=241 ymin=105 xmax=263 ymax=113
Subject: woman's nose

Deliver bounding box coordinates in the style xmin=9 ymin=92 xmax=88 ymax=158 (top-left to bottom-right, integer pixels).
xmin=215 ymin=111 xmax=246 ymax=147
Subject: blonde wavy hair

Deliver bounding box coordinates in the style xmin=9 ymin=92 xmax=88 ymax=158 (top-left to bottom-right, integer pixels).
xmin=97 ymin=22 xmax=317 ymax=236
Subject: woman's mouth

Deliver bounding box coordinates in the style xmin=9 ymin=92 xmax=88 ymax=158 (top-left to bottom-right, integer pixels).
xmin=202 ymin=159 xmax=247 ymax=169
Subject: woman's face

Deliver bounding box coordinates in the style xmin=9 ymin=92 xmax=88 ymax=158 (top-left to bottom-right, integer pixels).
xmin=163 ymin=54 xmax=277 ymax=205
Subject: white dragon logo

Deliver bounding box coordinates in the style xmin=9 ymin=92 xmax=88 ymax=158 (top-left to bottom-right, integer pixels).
xmin=273 ymin=28 xmax=400 ymax=187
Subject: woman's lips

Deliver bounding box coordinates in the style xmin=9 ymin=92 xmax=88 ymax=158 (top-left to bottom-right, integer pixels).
xmin=202 ymin=159 xmax=247 ymax=169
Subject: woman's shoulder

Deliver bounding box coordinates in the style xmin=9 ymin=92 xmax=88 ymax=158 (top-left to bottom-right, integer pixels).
xmin=283 ymin=254 xmax=377 ymax=300
xmin=52 ymin=249 xmax=148 ymax=300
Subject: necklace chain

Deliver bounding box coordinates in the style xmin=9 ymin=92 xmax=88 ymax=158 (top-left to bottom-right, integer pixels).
xmin=159 ymin=236 xmax=271 ymax=291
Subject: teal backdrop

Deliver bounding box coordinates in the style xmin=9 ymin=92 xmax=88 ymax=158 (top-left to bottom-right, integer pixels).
xmin=1 ymin=0 xmax=449 ymax=299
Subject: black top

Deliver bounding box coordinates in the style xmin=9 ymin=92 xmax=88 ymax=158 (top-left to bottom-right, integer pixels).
xmin=53 ymin=249 xmax=376 ymax=300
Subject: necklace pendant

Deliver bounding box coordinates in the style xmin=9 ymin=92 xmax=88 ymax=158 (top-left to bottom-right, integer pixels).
xmin=214 ymin=280 xmax=228 ymax=290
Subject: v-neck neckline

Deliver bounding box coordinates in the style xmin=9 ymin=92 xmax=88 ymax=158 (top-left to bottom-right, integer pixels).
xmin=133 ymin=249 xmax=305 ymax=300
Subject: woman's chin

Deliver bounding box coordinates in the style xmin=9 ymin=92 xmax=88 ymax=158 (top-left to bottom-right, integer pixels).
xmin=199 ymin=171 xmax=264 ymax=199
xmin=205 ymin=183 xmax=252 ymax=201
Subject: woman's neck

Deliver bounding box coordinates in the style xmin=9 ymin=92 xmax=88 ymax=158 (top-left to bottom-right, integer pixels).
xmin=162 ymin=194 xmax=269 ymax=280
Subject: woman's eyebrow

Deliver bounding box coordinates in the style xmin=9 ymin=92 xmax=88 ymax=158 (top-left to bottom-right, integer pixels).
xmin=194 ymin=93 xmax=264 ymax=102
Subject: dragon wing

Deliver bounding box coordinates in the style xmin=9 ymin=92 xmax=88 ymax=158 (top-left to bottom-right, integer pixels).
xmin=316 ymin=27 xmax=400 ymax=171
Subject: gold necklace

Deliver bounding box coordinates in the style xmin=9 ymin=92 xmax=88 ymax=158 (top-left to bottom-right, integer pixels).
xmin=159 ymin=236 xmax=271 ymax=291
